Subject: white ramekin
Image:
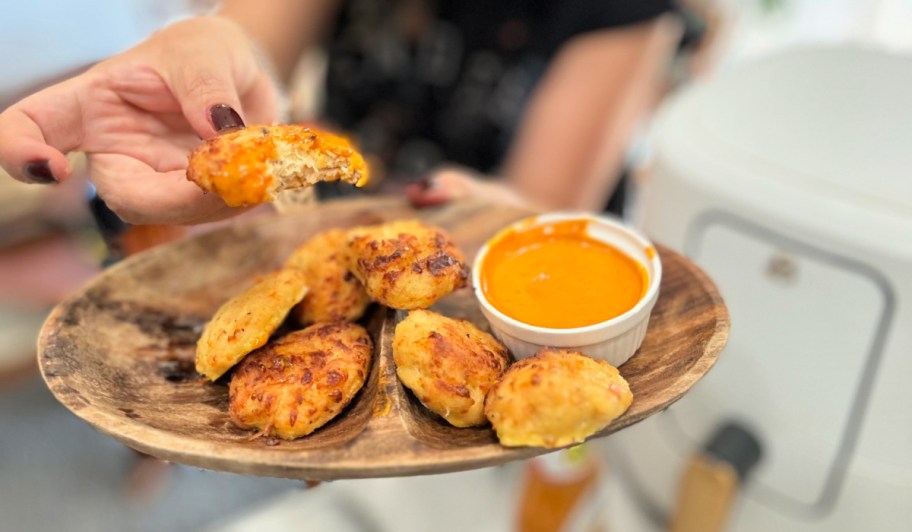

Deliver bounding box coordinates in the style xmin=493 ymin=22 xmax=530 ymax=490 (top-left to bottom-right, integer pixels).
xmin=473 ymin=212 xmax=662 ymax=367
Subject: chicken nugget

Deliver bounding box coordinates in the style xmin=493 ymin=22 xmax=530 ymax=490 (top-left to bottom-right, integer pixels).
xmin=195 ymin=269 xmax=308 ymax=381
xmin=187 ymin=125 xmax=368 ymax=207
xmin=484 ymin=348 xmax=633 ymax=448
xmin=393 ymin=309 xmax=510 ymax=427
xmin=284 ymin=229 xmax=371 ymax=325
xmin=229 ymin=322 xmax=373 ymax=440
xmin=347 ymin=220 xmax=468 ymax=309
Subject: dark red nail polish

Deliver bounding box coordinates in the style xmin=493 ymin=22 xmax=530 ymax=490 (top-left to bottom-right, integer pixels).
xmin=23 ymin=159 xmax=58 ymax=184
xmin=412 ymin=178 xmax=431 ymax=191
xmin=209 ymin=104 xmax=244 ymax=132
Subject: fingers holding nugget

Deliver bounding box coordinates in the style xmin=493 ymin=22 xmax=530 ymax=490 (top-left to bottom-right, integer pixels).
xmin=186 ymin=125 xmax=368 ymax=207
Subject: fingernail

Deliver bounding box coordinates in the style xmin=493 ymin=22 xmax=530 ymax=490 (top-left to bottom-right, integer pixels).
xmin=23 ymin=159 xmax=58 ymax=184
xmin=412 ymin=178 xmax=435 ymax=191
xmin=209 ymin=104 xmax=244 ymax=132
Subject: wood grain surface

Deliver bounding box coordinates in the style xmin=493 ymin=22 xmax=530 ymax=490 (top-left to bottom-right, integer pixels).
xmin=37 ymin=198 xmax=729 ymax=480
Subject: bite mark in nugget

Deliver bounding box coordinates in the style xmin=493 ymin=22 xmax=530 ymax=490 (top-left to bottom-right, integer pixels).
xmin=393 ymin=309 xmax=510 ymax=427
xmin=347 ymin=220 xmax=468 ymax=309
xmin=187 ymin=125 xmax=368 ymax=207
xmin=485 ymin=348 xmax=633 ymax=448
xmin=284 ymin=229 xmax=370 ymax=325
xmin=195 ymin=269 xmax=308 ymax=381
xmin=229 ymin=322 xmax=373 ymax=440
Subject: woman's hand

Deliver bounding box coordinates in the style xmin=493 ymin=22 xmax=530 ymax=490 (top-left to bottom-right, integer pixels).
xmin=0 ymin=16 xmax=280 ymax=225
xmin=405 ymin=166 xmax=538 ymax=210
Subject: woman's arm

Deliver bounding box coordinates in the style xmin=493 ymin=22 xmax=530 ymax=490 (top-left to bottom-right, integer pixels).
xmin=504 ymin=15 xmax=681 ymax=211
xmin=217 ymin=0 xmax=340 ymax=84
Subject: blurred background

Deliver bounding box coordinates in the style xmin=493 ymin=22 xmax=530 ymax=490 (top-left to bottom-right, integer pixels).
xmin=1 ymin=1 xmax=910 ymax=531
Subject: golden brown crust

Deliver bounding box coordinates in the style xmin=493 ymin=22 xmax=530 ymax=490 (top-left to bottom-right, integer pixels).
xmin=284 ymin=229 xmax=371 ymax=325
xmin=228 ymin=322 xmax=373 ymax=440
xmin=346 ymin=220 xmax=468 ymax=310
xmin=393 ymin=309 xmax=510 ymax=427
xmin=484 ymin=348 xmax=633 ymax=448
xmin=186 ymin=125 xmax=368 ymax=207
xmin=195 ymin=269 xmax=309 ymax=381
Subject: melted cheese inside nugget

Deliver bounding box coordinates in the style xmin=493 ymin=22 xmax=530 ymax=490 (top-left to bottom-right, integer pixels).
xmin=187 ymin=125 xmax=368 ymax=207
xmin=484 ymin=348 xmax=633 ymax=448
xmin=347 ymin=220 xmax=468 ymax=309
xmin=393 ymin=309 xmax=510 ymax=427
xmin=284 ymin=229 xmax=371 ymax=325
xmin=195 ymin=269 xmax=308 ymax=381
xmin=229 ymin=322 xmax=373 ymax=440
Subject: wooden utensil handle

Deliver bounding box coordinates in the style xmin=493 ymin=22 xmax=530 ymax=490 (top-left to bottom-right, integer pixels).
xmin=670 ymin=455 xmax=739 ymax=532
xmin=669 ymin=422 xmax=762 ymax=532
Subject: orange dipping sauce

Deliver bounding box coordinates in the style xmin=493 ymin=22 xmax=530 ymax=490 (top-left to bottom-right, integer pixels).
xmin=479 ymin=220 xmax=647 ymax=329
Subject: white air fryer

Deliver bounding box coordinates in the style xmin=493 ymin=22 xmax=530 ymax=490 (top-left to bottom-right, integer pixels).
xmin=607 ymin=47 xmax=912 ymax=532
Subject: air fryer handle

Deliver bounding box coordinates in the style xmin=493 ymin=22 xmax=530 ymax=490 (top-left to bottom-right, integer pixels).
xmin=669 ymin=422 xmax=762 ymax=532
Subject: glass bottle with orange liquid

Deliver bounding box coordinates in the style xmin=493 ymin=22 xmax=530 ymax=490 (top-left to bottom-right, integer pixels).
xmin=516 ymin=445 xmax=609 ymax=532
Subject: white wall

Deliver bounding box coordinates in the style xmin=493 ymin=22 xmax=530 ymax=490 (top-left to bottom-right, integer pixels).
xmin=0 ymin=0 xmax=208 ymax=106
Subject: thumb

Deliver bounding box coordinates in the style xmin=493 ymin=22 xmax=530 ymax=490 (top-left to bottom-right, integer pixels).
xmin=143 ymin=16 xmax=270 ymax=138
xmin=405 ymin=178 xmax=455 ymax=207
xmin=406 ymin=168 xmax=534 ymax=209
xmin=405 ymin=169 xmax=477 ymax=207
xmin=163 ymin=63 xmax=247 ymax=138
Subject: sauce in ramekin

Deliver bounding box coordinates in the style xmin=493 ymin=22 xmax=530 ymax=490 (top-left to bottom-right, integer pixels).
xmin=479 ymin=220 xmax=647 ymax=329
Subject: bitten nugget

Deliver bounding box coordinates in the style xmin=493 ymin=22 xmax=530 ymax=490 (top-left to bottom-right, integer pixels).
xmin=229 ymin=322 xmax=373 ymax=440
xmin=347 ymin=220 xmax=468 ymax=309
xmin=393 ymin=309 xmax=510 ymax=427
xmin=187 ymin=125 xmax=368 ymax=207
xmin=284 ymin=229 xmax=371 ymax=325
xmin=195 ymin=269 xmax=308 ymax=381
xmin=484 ymin=348 xmax=633 ymax=448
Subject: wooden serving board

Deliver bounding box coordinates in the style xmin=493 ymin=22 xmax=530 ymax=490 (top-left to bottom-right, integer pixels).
xmin=38 ymin=198 xmax=729 ymax=480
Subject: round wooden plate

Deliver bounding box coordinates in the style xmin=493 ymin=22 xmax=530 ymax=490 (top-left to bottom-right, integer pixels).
xmin=38 ymin=198 xmax=729 ymax=480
